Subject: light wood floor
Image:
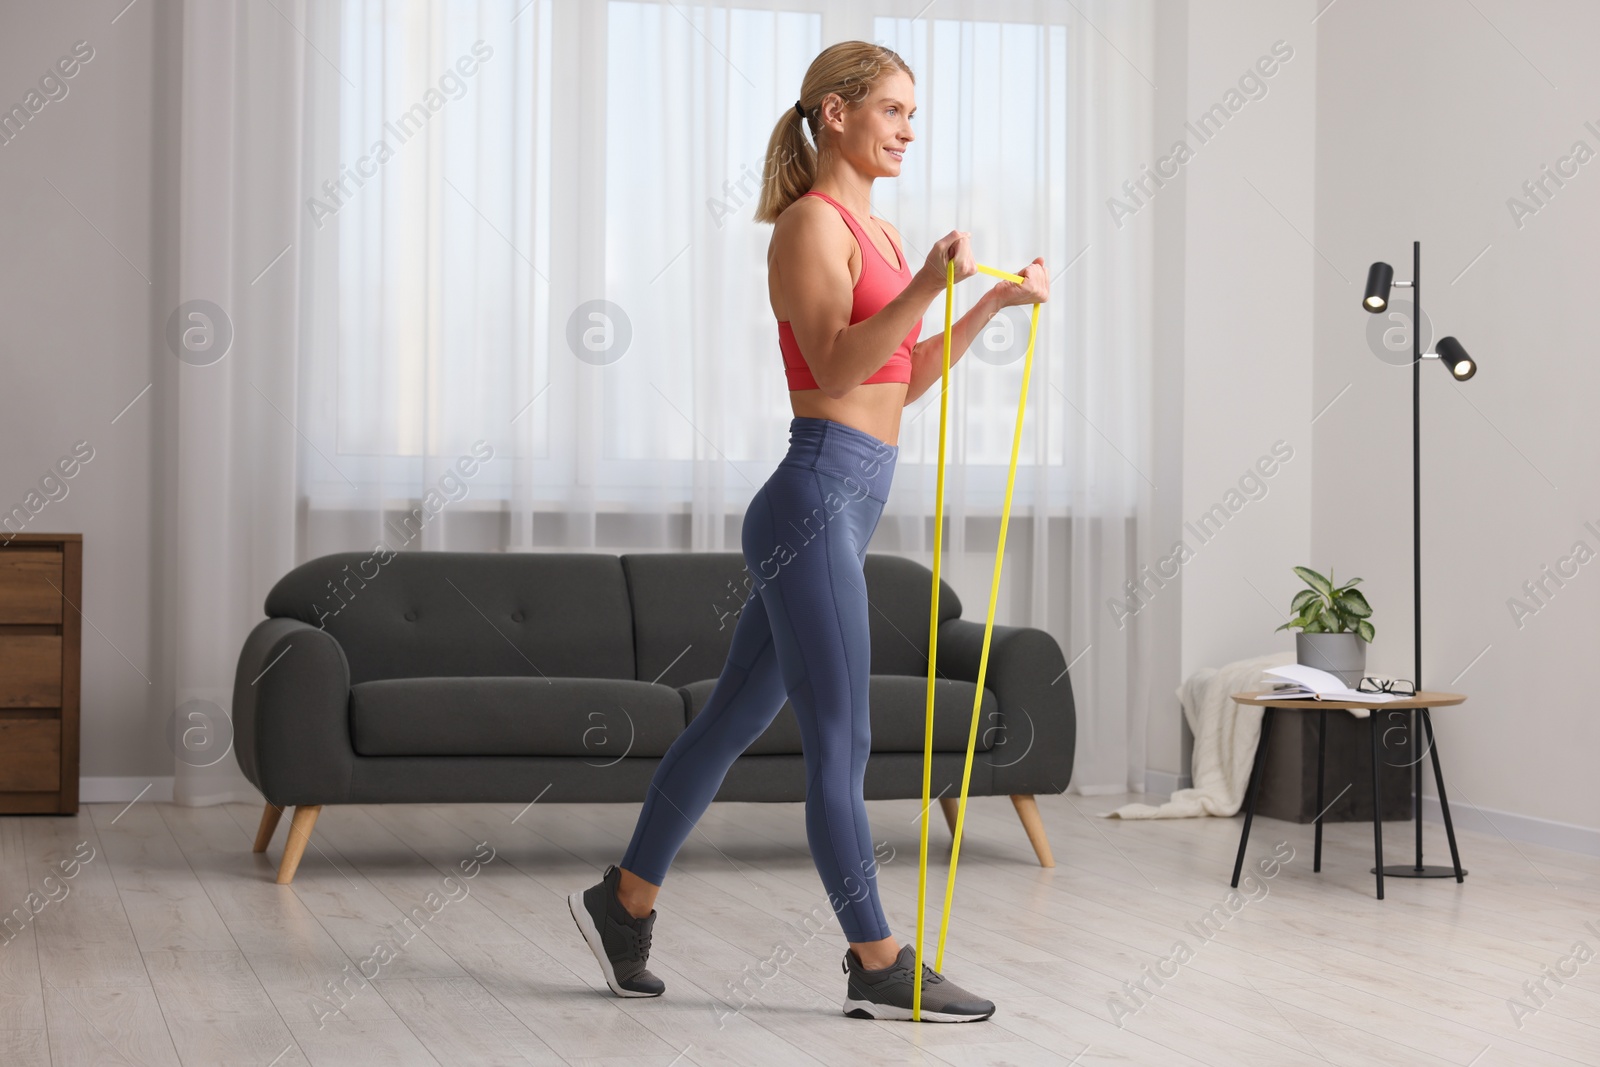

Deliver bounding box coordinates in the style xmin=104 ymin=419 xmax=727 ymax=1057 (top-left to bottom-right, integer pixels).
xmin=0 ymin=791 xmax=1596 ymax=1066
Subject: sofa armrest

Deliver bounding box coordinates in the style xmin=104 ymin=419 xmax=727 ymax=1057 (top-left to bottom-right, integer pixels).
xmin=934 ymin=617 xmax=1076 ymax=796
xmin=232 ymin=617 xmax=355 ymax=806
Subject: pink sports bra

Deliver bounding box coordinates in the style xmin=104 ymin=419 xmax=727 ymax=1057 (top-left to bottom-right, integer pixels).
xmin=777 ymin=190 xmax=919 ymax=391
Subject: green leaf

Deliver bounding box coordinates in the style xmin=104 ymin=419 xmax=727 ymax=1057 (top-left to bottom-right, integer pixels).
xmin=1293 ymin=566 xmax=1334 ymax=599
xmin=1341 ymin=576 xmax=1364 ymax=589
xmin=1357 ymin=619 xmax=1375 ymax=642
xmin=1290 ymin=588 xmax=1320 ymax=615
xmin=1304 ymin=616 xmax=1325 ymax=633
xmin=1274 ymin=620 xmax=1293 ymax=632
xmin=1336 ymin=590 xmax=1372 ymax=618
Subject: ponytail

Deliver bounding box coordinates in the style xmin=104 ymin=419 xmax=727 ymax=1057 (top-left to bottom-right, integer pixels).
xmin=754 ymin=103 xmax=817 ymax=224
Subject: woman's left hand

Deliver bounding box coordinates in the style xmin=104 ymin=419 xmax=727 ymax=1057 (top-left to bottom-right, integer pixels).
xmin=990 ymin=257 xmax=1049 ymax=308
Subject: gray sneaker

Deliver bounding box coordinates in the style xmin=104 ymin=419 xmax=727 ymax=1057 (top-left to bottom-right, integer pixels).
xmin=842 ymin=944 xmax=995 ymax=1022
xmin=569 ymin=864 xmax=665 ymax=997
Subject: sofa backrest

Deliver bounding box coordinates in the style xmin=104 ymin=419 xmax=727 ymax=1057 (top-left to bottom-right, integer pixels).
xmin=263 ymin=550 xmax=637 ymax=685
xmin=620 ymin=551 xmax=963 ymax=687
xmin=858 ymin=553 xmax=965 ymax=675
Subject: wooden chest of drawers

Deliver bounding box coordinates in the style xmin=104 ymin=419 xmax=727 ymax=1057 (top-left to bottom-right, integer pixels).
xmin=0 ymin=533 xmax=81 ymax=813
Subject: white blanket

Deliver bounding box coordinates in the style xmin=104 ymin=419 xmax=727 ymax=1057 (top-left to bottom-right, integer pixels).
xmin=1104 ymin=650 xmax=1368 ymax=819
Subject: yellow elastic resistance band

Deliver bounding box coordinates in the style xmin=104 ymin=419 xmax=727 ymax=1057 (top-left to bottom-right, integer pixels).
xmin=914 ymin=255 xmax=1041 ymax=1021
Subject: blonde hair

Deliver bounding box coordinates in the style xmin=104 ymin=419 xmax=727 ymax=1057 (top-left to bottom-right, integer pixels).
xmin=753 ymin=41 xmax=915 ymax=224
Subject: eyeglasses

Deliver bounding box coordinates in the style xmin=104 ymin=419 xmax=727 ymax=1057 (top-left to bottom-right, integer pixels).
xmin=1356 ymin=676 xmax=1416 ymax=696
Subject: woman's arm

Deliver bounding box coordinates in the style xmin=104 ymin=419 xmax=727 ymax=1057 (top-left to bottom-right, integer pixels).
xmin=774 ymin=204 xmax=974 ymax=399
xmin=903 ymin=255 xmax=1051 ymax=406
xmin=903 ymin=288 xmax=1006 ymax=405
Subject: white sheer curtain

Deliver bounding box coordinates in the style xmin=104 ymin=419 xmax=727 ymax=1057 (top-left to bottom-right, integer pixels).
xmin=175 ymin=0 xmax=1155 ymax=803
xmin=169 ymin=0 xmax=309 ymax=804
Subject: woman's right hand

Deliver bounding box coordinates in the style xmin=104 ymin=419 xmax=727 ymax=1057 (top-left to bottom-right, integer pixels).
xmin=917 ymin=229 xmax=977 ymax=293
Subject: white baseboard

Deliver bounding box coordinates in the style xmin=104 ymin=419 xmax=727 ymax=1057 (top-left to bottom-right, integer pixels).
xmin=1143 ymin=770 xmax=1192 ymax=796
xmin=1422 ymin=795 xmax=1600 ymax=858
xmin=1072 ymin=783 xmax=1135 ymax=797
xmin=78 ymin=777 xmax=265 ymax=807
xmin=80 ymin=777 xmax=175 ymax=804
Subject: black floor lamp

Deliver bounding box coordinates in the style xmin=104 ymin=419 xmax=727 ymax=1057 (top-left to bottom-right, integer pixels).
xmin=1361 ymin=240 xmax=1473 ymax=881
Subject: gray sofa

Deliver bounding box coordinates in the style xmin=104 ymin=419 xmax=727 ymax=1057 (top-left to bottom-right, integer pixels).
xmin=234 ymin=550 xmax=1076 ymax=883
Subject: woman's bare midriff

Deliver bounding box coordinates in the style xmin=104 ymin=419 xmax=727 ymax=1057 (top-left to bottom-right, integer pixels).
xmin=788 ymin=383 xmax=906 ymax=448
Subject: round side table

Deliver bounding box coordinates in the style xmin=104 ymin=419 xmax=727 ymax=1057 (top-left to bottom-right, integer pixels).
xmin=1228 ymin=690 xmax=1467 ymax=899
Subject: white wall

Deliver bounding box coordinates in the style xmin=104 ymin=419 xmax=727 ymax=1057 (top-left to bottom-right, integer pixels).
xmin=0 ymin=0 xmax=178 ymax=794
xmin=1151 ymin=0 xmax=1598 ymax=850
xmin=1313 ymin=0 xmax=1600 ymax=840
xmin=1180 ymin=6 xmax=1317 ymax=681
xmin=1145 ymin=0 xmax=1319 ymax=785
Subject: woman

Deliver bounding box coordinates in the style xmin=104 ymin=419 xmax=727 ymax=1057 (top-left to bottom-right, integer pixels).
xmin=570 ymin=40 xmax=1048 ymax=1023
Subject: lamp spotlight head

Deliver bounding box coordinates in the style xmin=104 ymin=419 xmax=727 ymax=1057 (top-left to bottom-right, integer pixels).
xmin=1436 ymin=335 xmax=1475 ymax=380
xmin=1363 ymin=262 xmax=1394 ymax=313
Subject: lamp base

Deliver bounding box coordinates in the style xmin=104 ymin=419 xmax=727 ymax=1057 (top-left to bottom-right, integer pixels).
xmin=1373 ymin=864 xmax=1467 ymax=879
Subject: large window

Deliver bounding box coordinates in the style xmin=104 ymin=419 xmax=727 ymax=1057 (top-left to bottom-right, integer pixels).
xmin=308 ymin=1 xmax=1135 ymax=518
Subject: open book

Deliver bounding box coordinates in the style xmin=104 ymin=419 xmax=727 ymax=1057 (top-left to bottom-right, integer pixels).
xmin=1260 ymin=663 xmax=1406 ymax=703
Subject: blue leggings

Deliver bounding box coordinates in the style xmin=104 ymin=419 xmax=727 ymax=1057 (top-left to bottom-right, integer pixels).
xmin=620 ymin=416 xmax=898 ymax=943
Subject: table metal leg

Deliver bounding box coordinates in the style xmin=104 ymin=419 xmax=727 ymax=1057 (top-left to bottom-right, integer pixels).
xmin=1421 ymin=709 xmax=1465 ymax=882
xmin=1232 ymin=707 xmax=1273 ymax=888
xmin=1314 ymin=708 xmax=1326 ymax=874
xmin=1369 ymin=713 xmax=1384 ymax=899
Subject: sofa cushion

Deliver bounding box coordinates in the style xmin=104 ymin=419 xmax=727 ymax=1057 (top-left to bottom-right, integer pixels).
xmin=621 ymin=551 xmax=963 ymax=687
xmin=264 ymin=551 xmax=637 ymax=685
xmin=349 ymin=677 xmax=687 ymax=757
xmin=680 ymin=675 xmax=996 ymax=756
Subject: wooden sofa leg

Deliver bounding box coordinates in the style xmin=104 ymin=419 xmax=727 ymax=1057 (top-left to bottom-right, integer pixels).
xmin=1010 ymin=794 xmax=1055 ymax=868
xmin=938 ymin=796 xmax=960 ymax=836
xmin=253 ymin=803 xmax=283 ymax=853
xmin=276 ymin=805 xmax=323 ymax=884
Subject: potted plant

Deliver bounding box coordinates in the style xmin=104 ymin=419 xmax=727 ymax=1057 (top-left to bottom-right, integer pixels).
xmin=1276 ymin=565 xmax=1373 ymax=686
